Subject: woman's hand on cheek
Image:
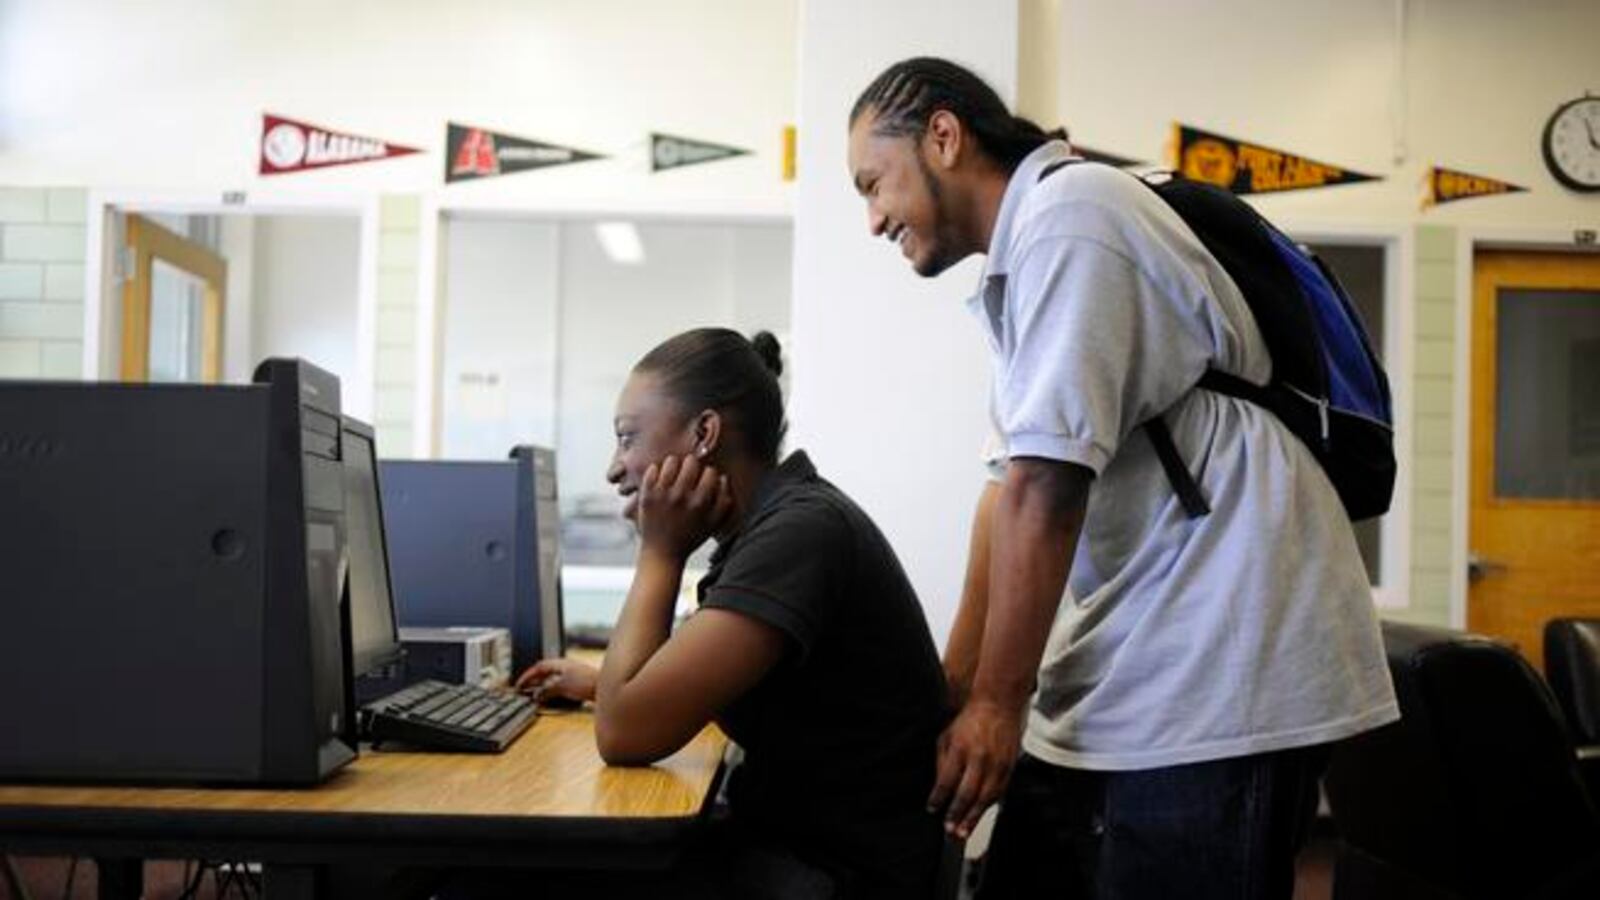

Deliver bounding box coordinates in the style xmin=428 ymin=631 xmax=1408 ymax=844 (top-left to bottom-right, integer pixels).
xmin=637 ymin=455 xmax=734 ymax=563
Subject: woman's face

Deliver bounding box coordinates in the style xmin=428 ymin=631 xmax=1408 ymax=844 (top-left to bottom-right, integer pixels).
xmin=606 ymin=370 xmax=699 ymax=523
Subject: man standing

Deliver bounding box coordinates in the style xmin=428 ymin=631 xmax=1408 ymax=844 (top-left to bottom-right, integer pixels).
xmin=846 ymin=58 xmax=1397 ymax=898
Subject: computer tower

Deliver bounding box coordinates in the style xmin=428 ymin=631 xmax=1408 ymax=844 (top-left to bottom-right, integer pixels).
xmin=379 ymin=446 xmax=564 ymax=675
xmin=0 ymin=359 xmax=357 ymax=784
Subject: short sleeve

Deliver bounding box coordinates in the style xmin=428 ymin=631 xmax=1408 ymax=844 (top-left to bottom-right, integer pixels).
xmin=980 ymin=423 xmax=1008 ymax=483
xmin=995 ymin=235 xmax=1212 ymax=474
xmin=698 ymin=499 xmax=851 ymax=660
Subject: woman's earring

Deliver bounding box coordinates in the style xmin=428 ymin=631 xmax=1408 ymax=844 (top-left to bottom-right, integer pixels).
xmin=696 ymin=446 xmax=708 ymax=458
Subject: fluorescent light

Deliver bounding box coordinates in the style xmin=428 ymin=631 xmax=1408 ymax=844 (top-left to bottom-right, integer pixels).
xmin=594 ymin=221 xmax=644 ymax=265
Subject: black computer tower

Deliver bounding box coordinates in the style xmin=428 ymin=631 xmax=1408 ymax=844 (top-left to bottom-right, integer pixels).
xmin=0 ymin=359 xmax=357 ymax=784
xmin=379 ymin=446 xmax=564 ymax=676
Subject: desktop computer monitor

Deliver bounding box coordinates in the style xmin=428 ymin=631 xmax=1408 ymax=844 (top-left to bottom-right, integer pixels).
xmin=378 ymin=447 xmax=564 ymax=674
xmin=341 ymin=417 xmax=404 ymax=685
xmin=0 ymin=358 xmax=357 ymax=785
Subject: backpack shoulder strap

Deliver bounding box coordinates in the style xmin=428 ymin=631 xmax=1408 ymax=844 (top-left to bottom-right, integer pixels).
xmin=1038 ymin=158 xmax=1089 ymax=182
xmin=1040 ymin=158 xmax=1214 ymax=519
xmin=1144 ymin=417 xmax=1211 ymax=519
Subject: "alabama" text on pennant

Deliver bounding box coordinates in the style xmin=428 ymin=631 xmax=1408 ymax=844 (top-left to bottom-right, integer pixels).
xmin=260 ymin=114 xmax=421 ymax=176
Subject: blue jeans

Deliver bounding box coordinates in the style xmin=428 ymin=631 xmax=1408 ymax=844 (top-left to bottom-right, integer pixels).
xmin=977 ymin=746 xmax=1328 ymax=900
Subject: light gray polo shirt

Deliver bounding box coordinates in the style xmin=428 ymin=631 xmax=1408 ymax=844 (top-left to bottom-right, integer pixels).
xmin=973 ymin=142 xmax=1397 ymax=771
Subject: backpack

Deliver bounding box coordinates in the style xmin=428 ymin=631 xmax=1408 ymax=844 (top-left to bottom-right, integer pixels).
xmin=1038 ymin=160 xmax=1396 ymax=521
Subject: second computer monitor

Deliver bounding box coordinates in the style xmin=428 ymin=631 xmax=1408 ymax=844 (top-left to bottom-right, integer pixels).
xmin=341 ymin=417 xmax=404 ymax=682
xmin=379 ymin=446 xmax=564 ymax=674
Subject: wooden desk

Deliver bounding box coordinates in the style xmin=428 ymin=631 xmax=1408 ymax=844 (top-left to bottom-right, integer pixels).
xmin=0 ymin=710 xmax=728 ymax=898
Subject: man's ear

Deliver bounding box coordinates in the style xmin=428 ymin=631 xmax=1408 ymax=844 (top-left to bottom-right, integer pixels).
xmin=692 ymin=409 xmax=724 ymax=459
xmin=924 ymin=109 xmax=965 ymax=170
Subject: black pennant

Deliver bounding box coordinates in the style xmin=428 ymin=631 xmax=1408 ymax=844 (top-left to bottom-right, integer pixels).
xmin=1171 ymin=124 xmax=1380 ymax=195
xmin=445 ymin=123 xmax=604 ymax=183
xmin=649 ymin=133 xmax=751 ymax=172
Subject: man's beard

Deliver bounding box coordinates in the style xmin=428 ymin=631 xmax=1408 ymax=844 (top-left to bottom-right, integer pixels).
xmin=912 ymin=150 xmax=968 ymax=277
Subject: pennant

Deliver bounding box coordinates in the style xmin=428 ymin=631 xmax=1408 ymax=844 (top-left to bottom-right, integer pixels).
xmin=1071 ymin=144 xmax=1144 ymax=169
xmin=649 ymin=132 xmax=751 ymax=172
xmin=1421 ymin=165 xmax=1528 ymax=209
xmin=259 ymin=114 xmax=420 ymax=176
xmin=445 ymin=123 xmax=603 ymax=183
xmin=1169 ymin=124 xmax=1380 ymax=195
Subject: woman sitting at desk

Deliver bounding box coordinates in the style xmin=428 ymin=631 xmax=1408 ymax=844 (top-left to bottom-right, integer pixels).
xmin=519 ymin=328 xmax=949 ymax=900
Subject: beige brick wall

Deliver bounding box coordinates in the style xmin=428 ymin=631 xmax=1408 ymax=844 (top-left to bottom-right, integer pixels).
xmin=374 ymin=194 xmax=421 ymax=457
xmin=1386 ymin=224 xmax=1457 ymax=628
xmin=0 ymin=188 xmax=87 ymax=380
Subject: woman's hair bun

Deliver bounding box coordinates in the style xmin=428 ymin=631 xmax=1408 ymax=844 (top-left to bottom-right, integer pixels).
xmin=750 ymin=330 xmax=783 ymax=377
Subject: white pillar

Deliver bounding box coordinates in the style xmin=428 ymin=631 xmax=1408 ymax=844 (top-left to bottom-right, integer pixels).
xmin=791 ymin=1 xmax=1019 ymax=646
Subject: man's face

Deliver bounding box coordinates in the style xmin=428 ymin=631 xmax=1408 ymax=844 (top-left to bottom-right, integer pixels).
xmin=848 ymin=110 xmax=965 ymax=277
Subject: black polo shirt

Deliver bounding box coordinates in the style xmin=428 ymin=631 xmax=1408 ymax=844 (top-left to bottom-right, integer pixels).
xmin=697 ymin=451 xmax=950 ymax=897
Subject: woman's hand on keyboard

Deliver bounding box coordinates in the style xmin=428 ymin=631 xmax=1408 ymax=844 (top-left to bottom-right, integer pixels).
xmin=515 ymin=658 xmax=599 ymax=704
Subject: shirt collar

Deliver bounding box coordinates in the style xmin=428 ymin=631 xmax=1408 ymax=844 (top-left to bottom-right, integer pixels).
xmin=707 ymin=450 xmax=817 ymax=568
xmin=981 ymin=139 xmax=1076 ymax=282
xmin=964 ymin=141 xmax=1076 ymax=332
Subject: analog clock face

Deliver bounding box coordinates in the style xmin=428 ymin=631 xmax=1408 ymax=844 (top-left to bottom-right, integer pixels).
xmin=1544 ymin=96 xmax=1600 ymax=193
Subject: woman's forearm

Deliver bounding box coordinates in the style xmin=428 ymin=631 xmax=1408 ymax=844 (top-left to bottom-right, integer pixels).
xmin=594 ymin=549 xmax=685 ymax=756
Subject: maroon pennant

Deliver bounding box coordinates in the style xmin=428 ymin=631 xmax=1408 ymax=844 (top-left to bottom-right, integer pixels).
xmin=260 ymin=114 xmax=421 ymax=176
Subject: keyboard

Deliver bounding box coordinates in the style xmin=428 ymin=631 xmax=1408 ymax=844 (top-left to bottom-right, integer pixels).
xmin=358 ymin=680 xmax=537 ymax=753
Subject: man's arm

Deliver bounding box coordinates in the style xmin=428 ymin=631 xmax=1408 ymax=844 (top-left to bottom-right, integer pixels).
xmin=928 ymin=456 xmax=1091 ymax=838
xmin=943 ymin=480 xmax=1000 ymax=710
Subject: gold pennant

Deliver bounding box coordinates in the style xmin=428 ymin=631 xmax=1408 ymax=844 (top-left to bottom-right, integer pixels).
xmin=1422 ymin=165 xmax=1528 ymax=209
xmin=1173 ymin=124 xmax=1380 ymax=195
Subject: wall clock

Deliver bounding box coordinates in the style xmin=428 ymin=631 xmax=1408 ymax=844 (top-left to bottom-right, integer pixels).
xmin=1543 ymin=93 xmax=1600 ymax=193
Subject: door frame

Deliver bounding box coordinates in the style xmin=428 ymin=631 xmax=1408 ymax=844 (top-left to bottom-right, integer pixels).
xmin=82 ymin=189 xmax=382 ymax=419
xmin=1454 ymin=227 xmax=1600 ymax=629
xmin=120 ymin=213 xmax=228 ymax=382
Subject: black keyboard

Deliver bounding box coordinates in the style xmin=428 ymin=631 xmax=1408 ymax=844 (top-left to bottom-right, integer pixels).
xmin=359 ymin=680 xmax=537 ymax=753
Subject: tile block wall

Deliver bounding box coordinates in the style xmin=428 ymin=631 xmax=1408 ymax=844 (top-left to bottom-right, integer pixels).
xmin=1386 ymin=224 xmax=1457 ymax=628
xmin=374 ymin=195 xmax=420 ymax=457
xmin=0 ymin=188 xmax=86 ymax=379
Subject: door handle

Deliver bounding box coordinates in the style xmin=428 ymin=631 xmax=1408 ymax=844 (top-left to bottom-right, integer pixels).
xmin=1467 ymin=552 xmax=1509 ymax=582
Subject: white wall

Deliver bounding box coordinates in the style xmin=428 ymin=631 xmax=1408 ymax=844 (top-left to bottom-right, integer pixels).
xmin=249 ymin=215 xmax=361 ymax=389
xmin=1057 ymin=0 xmax=1600 ymax=229
xmin=219 ymin=216 xmax=257 ymax=384
xmin=792 ymin=1 xmax=1018 ymax=646
xmin=0 ymin=0 xmax=796 ymax=213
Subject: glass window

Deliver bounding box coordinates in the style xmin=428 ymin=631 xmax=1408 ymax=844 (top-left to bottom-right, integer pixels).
xmin=1494 ymin=288 xmax=1600 ymax=501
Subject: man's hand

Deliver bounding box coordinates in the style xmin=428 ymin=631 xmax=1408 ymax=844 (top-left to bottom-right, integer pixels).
xmin=927 ymin=697 xmax=1025 ymax=839
xmin=928 ymin=458 xmax=1092 ymax=839
xmin=515 ymin=658 xmax=599 ymax=704
xmin=636 ymin=455 xmax=734 ymax=563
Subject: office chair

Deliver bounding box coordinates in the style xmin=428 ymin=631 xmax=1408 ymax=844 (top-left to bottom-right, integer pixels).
xmin=1545 ymin=618 xmax=1600 ymax=797
xmin=1323 ymin=621 xmax=1600 ymax=900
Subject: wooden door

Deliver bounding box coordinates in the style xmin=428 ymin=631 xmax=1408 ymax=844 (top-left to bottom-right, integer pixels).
xmin=121 ymin=214 xmax=226 ymax=382
xmin=1468 ymin=250 xmax=1600 ymax=671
